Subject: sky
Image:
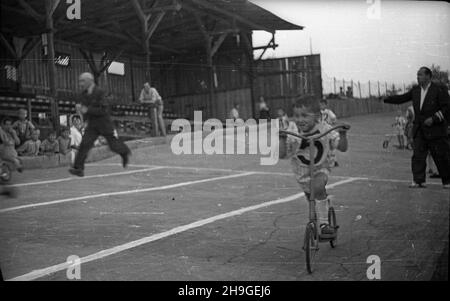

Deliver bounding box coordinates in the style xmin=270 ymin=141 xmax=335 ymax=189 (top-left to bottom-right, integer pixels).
xmin=251 ymin=0 xmax=450 ymax=90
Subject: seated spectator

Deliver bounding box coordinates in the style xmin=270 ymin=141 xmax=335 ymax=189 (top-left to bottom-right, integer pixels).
xmin=12 ymin=108 xmax=35 ymax=146
xmin=0 ymin=117 xmax=22 ymax=170
xmin=258 ymin=96 xmax=271 ymax=121
xmin=229 ymin=103 xmax=240 ymax=121
xmin=58 ymin=127 xmax=71 ymax=155
xmin=17 ymin=129 xmax=41 ymax=156
xmin=40 ymin=132 xmax=59 ymax=155
xmin=70 ymin=115 xmax=83 ymax=163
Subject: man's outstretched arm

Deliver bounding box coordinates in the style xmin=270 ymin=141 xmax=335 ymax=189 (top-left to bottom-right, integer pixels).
xmin=383 ymin=89 xmax=413 ymax=104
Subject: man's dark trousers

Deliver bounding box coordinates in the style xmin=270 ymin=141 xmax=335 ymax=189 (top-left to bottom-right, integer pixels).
xmin=412 ymin=129 xmax=450 ymax=185
xmin=74 ymin=116 xmax=130 ymax=170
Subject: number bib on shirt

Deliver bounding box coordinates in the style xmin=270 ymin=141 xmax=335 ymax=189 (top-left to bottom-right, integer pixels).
xmin=295 ymin=138 xmax=330 ymax=167
xmin=292 ymin=125 xmax=332 ymax=167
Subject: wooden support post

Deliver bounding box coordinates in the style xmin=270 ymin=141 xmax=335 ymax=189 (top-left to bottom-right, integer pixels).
xmin=377 ymin=81 xmax=381 ymax=98
xmin=45 ymin=0 xmax=60 ymax=132
xmin=129 ymin=57 xmax=136 ymax=102
xmin=333 ymin=77 xmax=336 ymax=94
xmin=241 ymin=32 xmax=256 ymax=119
xmin=358 ymin=81 xmax=362 ymax=98
xmin=368 ymin=80 xmax=371 ymax=98
xmin=131 ymin=0 xmax=166 ymax=136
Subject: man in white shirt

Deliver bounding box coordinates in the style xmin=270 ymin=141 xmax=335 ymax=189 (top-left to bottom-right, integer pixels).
xmin=384 ymin=66 xmax=450 ymax=189
xmin=139 ymin=82 xmax=166 ymax=136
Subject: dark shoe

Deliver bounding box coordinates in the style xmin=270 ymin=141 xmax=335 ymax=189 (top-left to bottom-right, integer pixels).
xmin=69 ymin=168 xmax=84 ymax=177
xmin=409 ymin=182 xmax=426 ymax=188
xmin=334 ymin=161 xmax=339 ymax=167
xmin=430 ymin=173 xmax=441 ymax=179
xmin=121 ymin=151 xmax=131 ymax=168
xmin=1 ymin=187 xmax=17 ymax=198
xmin=320 ymin=223 xmax=335 ymax=235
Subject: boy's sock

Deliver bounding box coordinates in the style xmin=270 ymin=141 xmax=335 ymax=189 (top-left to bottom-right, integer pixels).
xmin=316 ymin=197 xmax=329 ymax=225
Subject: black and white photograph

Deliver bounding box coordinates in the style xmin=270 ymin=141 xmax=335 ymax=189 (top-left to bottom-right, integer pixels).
xmin=0 ymin=0 xmax=449 ymax=286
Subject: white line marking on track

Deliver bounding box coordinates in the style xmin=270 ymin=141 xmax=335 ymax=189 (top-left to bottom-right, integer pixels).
xmin=7 ymin=167 xmax=164 ymax=188
xmin=0 ymin=171 xmax=256 ymax=214
xmin=7 ymin=177 xmax=358 ymax=281
xmin=88 ymin=163 xmax=444 ymax=185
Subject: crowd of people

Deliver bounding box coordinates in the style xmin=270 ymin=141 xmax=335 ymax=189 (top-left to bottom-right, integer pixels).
xmin=0 ymin=108 xmax=89 ymax=170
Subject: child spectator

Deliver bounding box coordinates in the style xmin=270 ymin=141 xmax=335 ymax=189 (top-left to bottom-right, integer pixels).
xmin=286 ymin=95 xmax=348 ymax=236
xmin=276 ymin=108 xmax=290 ymax=130
xmin=58 ymin=127 xmax=71 ymax=155
xmin=404 ymin=106 xmax=414 ymax=150
xmin=258 ymin=96 xmax=271 ymax=121
xmin=70 ymin=115 xmax=83 ymax=163
xmin=229 ymin=103 xmax=240 ymax=121
xmin=320 ymin=99 xmax=338 ymax=166
xmin=0 ymin=117 xmax=22 ymax=171
xmin=40 ymin=132 xmax=59 ymax=155
xmin=393 ymin=110 xmax=407 ymax=149
xmin=319 ymin=99 xmax=337 ymax=125
xmin=17 ymin=129 xmax=41 ymax=156
xmin=12 ymin=108 xmax=35 ymax=145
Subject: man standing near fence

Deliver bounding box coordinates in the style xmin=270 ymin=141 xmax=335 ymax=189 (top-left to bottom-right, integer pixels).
xmin=69 ymin=72 xmax=131 ymax=177
xmin=383 ymin=66 xmax=450 ymax=189
xmin=139 ymin=82 xmax=166 ymax=136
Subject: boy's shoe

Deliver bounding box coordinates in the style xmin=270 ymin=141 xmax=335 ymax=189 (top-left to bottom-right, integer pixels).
xmin=334 ymin=161 xmax=339 ymax=167
xmin=320 ymin=223 xmax=335 ymax=235
xmin=69 ymin=168 xmax=84 ymax=177
xmin=429 ymin=173 xmax=441 ymax=179
xmin=409 ymin=182 xmax=426 ymax=188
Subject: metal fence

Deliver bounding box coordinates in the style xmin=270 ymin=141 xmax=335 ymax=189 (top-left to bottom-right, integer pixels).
xmin=322 ymin=74 xmax=413 ymax=99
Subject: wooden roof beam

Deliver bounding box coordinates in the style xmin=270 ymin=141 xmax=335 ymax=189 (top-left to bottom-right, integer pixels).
xmin=0 ymin=33 xmax=18 ymax=59
xmin=210 ymin=32 xmax=227 ymax=57
xmin=143 ymin=2 xmax=182 ymax=14
xmin=190 ymin=0 xmax=273 ymax=33
xmin=182 ymin=2 xmax=233 ymax=30
xmin=17 ymin=0 xmax=44 ymax=22
xmin=145 ymin=12 xmax=166 ymax=42
xmin=130 ymin=0 xmax=147 ymax=24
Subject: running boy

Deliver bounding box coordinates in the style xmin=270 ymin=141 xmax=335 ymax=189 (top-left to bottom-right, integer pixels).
xmin=286 ymin=96 xmax=348 ymax=235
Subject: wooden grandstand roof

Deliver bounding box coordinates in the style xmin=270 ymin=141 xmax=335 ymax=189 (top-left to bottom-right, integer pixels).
xmin=1 ymin=0 xmax=303 ymax=58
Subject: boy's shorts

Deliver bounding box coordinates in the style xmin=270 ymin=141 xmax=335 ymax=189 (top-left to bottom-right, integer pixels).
xmin=291 ymin=158 xmax=329 ymax=201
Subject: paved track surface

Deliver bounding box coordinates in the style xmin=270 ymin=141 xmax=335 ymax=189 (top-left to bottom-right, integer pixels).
xmin=0 ymin=112 xmax=448 ymax=281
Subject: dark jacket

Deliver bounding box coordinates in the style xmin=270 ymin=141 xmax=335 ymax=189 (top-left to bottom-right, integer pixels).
xmin=384 ymin=83 xmax=450 ymax=139
xmin=79 ymin=86 xmax=110 ymax=120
